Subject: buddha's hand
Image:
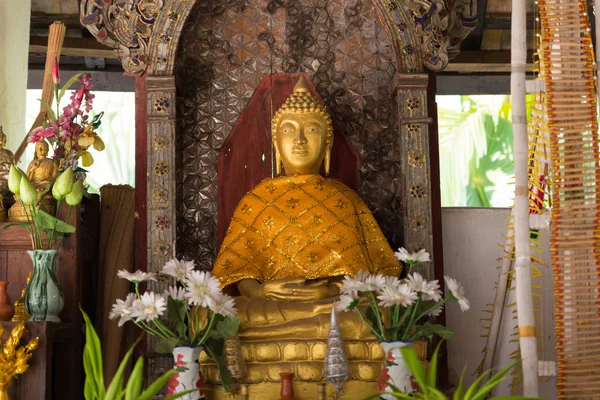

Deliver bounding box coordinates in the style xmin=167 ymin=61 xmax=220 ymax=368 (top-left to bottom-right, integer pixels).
xmin=263 ymin=278 xmax=340 ymax=302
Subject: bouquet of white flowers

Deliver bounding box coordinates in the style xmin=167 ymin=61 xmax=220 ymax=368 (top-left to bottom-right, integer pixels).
xmin=336 ymin=248 xmax=469 ymax=342
xmin=109 ymin=259 xmax=240 ymax=389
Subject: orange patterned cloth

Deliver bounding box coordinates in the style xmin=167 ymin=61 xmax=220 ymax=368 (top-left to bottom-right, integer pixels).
xmin=213 ymin=174 xmax=401 ymax=287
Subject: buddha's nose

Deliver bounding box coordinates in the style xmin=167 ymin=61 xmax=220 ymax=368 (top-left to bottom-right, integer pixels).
xmin=294 ymin=129 xmax=307 ymax=145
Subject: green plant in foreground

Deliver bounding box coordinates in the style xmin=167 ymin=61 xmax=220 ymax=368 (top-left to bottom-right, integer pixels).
xmin=82 ymin=309 xmax=194 ymax=400
xmin=367 ymin=341 xmax=541 ymax=400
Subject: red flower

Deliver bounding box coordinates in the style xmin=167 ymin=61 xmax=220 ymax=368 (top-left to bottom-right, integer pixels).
xmin=379 ymin=367 xmax=391 ymax=391
xmin=386 ymin=351 xmax=396 ymax=363
xmin=52 ymin=58 xmax=60 ymax=85
xmin=175 ymin=353 xmax=185 ymax=367
xmin=165 ymin=372 xmax=180 ymax=395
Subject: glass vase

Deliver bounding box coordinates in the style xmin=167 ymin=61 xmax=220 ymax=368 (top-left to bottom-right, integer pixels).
xmin=24 ymin=250 xmax=64 ymax=322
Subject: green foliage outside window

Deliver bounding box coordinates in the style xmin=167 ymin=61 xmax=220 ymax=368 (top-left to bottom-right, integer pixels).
xmin=437 ymin=95 xmax=516 ymax=208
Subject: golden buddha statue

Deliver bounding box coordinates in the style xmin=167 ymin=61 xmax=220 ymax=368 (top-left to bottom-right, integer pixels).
xmin=8 ymin=139 xmax=58 ymax=222
xmin=203 ymin=78 xmax=401 ymax=399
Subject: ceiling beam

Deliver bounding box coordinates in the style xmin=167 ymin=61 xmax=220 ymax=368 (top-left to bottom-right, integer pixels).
xmin=29 ymin=36 xmax=116 ymax=59
xmin=444 ymin=50 xmax=535 ymax=73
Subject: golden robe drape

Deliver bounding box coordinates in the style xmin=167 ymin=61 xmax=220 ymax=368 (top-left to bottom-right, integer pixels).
xmin=213 ymin=174 xmax=400 ymax=286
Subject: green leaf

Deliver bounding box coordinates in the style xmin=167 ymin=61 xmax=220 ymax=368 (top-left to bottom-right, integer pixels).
xmin=400 ymin=345 xmax=426 ymax=394
xmin=105 ymin=337 xmax=140 ymax=400
xmin=414 ymin=322 xmax=454 ymax=341
xmin=0 ymin=223 xmax=29 ymax=231
xmin=427 ymin=341 xmax=443 ymax=388
xmin=39 ymin=99 xmax=57 ymax=123
xmin=58 ymin=73 xmax=84 ymax=103
xmin=34 ymin=209 xmax=76 ymax=233
xmin=167 ymin=297 xmax=187 ymax=339
xmin=453 ymin=366 xmax=467 ymax=400
xmin=204 ymin=338 xmax=233 ymax=392
xmin=82 ymin=308 xmax=105 ymax=399
xmin=209 ymin=316 xmax=240 ymax=340
xmin=463 ymin=370 xmax=493 ymax=400
xmin=124 ymin=357 xmax=144 ymax=400
xmin=154 ymin=337 xmax=180 ymax=354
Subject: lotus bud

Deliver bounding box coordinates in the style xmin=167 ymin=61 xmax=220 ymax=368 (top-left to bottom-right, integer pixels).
xmin=8 ymin=165 xmax=23 ymax=194
xmin=52 ymin=168 xmax=74 ymax=200
xmin=65 ymin=180 xmax=83 ymax=206
xmin=52 ymin=58 xmax=60 ymax=86
xmin=19 ymin=177 xmax=37 ymax=206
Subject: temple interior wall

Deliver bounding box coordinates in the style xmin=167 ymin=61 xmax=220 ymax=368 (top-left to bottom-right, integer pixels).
xmin=442 ymin=207 xmax=557 ymax=399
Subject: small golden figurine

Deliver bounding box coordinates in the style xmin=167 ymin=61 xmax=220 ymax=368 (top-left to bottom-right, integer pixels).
xmin=12 ymin=272 xmax=32 ymax=322
xmin=0 ymin=127 xmax=14 ymax=207
xmin=0 ymin=322 xmax=39 ymax=399
xmin=8 ymin=139 xmax=58 ymax=222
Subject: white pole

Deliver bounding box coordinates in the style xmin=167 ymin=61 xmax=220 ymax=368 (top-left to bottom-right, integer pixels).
xmin=511 ymin=0 xmax=539 ymax=396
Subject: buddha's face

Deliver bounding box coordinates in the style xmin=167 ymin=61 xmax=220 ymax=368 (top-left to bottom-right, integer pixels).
xmin=276 ymin=111 xmax=327 ymax=175
xmin=36 ymin=141 xmax=49 ymax=158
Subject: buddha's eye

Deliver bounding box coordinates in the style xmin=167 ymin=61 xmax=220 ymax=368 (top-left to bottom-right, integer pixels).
xmin=281 ymin=124 xmax=295 ymax=134
xmin=305 ymin=123 xmax=321 ymax=133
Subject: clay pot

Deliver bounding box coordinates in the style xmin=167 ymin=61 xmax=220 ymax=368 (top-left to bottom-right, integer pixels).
xmin=0 ymin=282 xmax=15 ymax=321
xmin=280 ymin=372 xmax=295 ymax=400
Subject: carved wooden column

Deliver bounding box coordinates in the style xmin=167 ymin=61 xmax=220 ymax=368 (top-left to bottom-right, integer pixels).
xmin=395 ymin=74 xmax=434 ymax=278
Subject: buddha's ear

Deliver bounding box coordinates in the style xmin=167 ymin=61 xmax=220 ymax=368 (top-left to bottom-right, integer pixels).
xmin=324 ymin=149 xmax=331 ymax=176
xmin=275 ymin=148 xmax=282 ymax=175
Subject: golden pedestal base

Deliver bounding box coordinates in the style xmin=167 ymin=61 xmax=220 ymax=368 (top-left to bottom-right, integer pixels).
xmin=7 ymin=195 xmax=56 ymax=222
xmin=200 ymin=339 xmax=385 ymax=400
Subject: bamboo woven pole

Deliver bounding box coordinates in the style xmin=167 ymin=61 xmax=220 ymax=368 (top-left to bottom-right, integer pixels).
xmin=511 ymin=0 xmax=539 ymax=396
xmin=13 ymin=21 xmax=65 ymax=162
xmin=597 ymin=0 xmax=600 ymax=93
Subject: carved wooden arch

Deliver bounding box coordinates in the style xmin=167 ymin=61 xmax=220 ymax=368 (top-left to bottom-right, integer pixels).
xmin=80 ymin=0 xmax=477 ymax=280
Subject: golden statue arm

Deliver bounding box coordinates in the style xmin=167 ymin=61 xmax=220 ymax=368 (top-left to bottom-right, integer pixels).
xmin=238 ymin=278 xmax=340 ymax=302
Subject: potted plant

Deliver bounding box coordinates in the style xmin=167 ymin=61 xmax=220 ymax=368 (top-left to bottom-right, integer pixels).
xmin=336 ymin=248 xmax=470 ymax=397
xmin=367 ymin=341 xmax=541 ymax=400
xmin=109 ymin=259 xmax=240 ymax=399
xmin=3 ymin=59 xmax=105 ymax=322
xmin=82 ymin=309 xmax=195 ymax=400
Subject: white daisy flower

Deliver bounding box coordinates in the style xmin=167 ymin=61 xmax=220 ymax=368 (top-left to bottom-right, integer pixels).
xmin=117 ymin=270 xmax=157 ymax=283
xmin=340 ymin=270 xmax=370 ymax=296
xmin=382 ymin=276 xmax=401 ymax=290
xmin=109 ymin=293 xmax=137 ymax=327
xmin=131 ymin=292 xmax=166 ymax=322
xmin=162 ymin=259 xmax=195 ymax=282
xmin=335 ymin=294 xmax=359 ymax=312
xmin=406 ymin=273 xmax=442 ymax=302
xmin=377 ymin=283 xmax=418 ymax=308
xmin=184 ymin=271 xmax=222 ymax=307
xmin=364 ymin=273 xmax=386 ymax=292
xmin=427 ymin=304 xmax=444 ymax=318
xmin=444 ymin=276 xmax=470 ymax=312
xmin=164 ymin=286 xmax=187 ymax=303
xmin=207 ymin=293 xmax=237 ymax=317
xmin=395 ymin=247 xmax=430 ymax=264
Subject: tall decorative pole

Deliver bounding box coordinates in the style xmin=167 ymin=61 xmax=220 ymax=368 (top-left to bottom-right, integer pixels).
xmin=511 ymin=0 xmax=539 ymax=396
xmin=324 ymin=306 xmax=350 ymax=400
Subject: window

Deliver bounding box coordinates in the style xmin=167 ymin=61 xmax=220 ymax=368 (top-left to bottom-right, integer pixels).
xmin=437 ymin=95 xmax=514 ymax=207
xmin=25 ymin=90 xmax=135 ymax=194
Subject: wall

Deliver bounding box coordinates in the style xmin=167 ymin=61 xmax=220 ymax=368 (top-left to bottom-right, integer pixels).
xmin=0 ymin=0 xmax=31 ymax=159
xmin=442 ymin=207 xmax=557 ymax=399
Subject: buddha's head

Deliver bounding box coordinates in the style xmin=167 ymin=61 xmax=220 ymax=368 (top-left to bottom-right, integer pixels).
xmin=272 ymin=77 xmax=334 ymax=176
xmin=0 ymin=127 xmax=5 ymax=149
xmin=35 ymin=139 xmax=49 ymax=158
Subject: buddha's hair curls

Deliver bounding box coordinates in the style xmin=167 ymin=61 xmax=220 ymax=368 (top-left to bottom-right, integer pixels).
xmin=271 ymin=80 xmax=334 ymax=150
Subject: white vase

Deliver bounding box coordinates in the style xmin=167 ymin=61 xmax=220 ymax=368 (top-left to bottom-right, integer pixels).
xmin=379 ymin=341 xmax=417 ymax=398
xmin=165 ymin=346 xmax=206 ymax=400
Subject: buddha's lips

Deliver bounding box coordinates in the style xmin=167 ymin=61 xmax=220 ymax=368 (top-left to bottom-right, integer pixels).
xmin=292 ymin=146 xmax=308 ymax=156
